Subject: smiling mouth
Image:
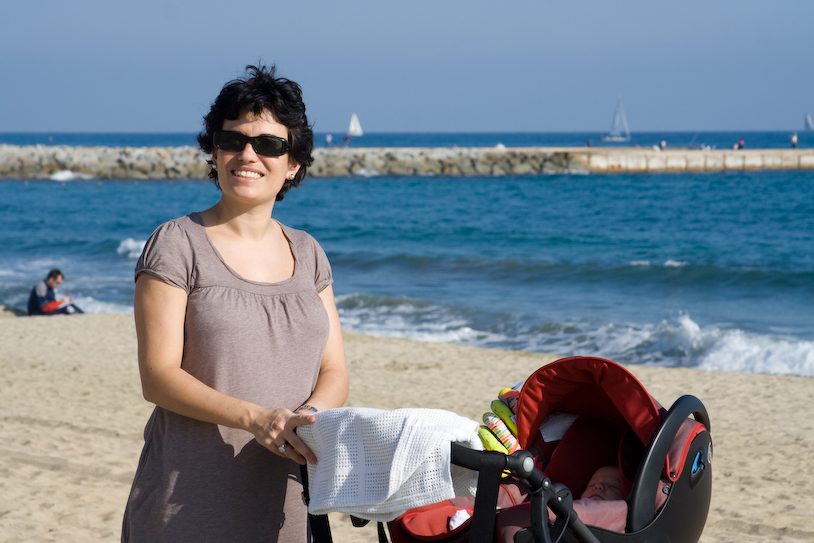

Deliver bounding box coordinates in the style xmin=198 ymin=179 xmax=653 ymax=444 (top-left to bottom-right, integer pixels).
xmin=232 ymin=170 xmax=262 ymax=179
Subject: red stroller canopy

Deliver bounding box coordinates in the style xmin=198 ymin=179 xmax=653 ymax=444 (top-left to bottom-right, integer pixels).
xmin=516 ymin=356 xmax=663 ymax=452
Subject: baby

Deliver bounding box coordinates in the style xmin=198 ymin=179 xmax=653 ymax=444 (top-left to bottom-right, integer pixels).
xmin=580 ymin=465 xmax=626 ymax=501
xmin=497 ymin=466 xmax=628 ymax=542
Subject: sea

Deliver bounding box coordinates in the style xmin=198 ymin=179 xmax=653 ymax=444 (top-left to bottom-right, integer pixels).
xmin=2 ymin=131 xmax=813 ymax=378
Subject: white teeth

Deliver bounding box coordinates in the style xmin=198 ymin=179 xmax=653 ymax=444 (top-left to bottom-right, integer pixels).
xmin=233 ymin=170 xmax=262 ymax=179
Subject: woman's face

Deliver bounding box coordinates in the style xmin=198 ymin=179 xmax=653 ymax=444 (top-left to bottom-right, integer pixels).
xmin=212 ymin=109 xmax=300 ymax=205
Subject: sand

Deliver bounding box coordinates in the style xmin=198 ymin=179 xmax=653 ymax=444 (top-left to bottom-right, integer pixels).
xmin=1 ymin=311 xmax=812 ymax=542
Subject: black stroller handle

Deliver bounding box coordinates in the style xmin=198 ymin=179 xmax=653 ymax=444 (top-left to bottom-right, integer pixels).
xmin=451 ymin=445 xmax=601 ymax=543
xmin=451 ymin=444 xmax=540 ymax=483
xmin=627 ymin=394 xmax=710 ymax=533
xmin=450 ymin=446 xmax=507 ymax=543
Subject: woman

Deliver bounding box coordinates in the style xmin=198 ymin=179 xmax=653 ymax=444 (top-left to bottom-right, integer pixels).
xmin=122 ymin=65 xmax=349 ymax=542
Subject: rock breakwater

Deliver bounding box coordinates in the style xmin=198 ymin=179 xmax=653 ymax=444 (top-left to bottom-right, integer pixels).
xmin=1 ymin=144 xmax=812 ymax=180
xmin=0 ymin=144 xmax=210 ymax=180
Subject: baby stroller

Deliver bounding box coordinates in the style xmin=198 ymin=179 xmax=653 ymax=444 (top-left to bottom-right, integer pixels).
xmin=374 ymin=356 xmax=712 ymax=543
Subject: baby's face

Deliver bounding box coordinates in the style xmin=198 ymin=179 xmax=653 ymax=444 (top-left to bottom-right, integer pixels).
xmin=580 ymin=466 xmax=625 ymax=501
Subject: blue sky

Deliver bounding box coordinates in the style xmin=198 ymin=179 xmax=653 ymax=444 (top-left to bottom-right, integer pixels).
xmin=3 ymin=1 xmax=813 ymax=133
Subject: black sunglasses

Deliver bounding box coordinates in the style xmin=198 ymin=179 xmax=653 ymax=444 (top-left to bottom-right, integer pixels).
xmin=213 ymin=130 xmax=289 ymax=157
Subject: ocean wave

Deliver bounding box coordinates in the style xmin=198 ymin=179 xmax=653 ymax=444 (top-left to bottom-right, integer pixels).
xmin=336 ymin=293 xmax=814 ymax=377
xmin=629 ymin=259 xmax=696 ymax=269
xmin=335 ymin=254 xmax=814 ymax=291
xmin=70 ymin=296 xmax=134 ymax=315
xmin=117 ymin=238 xmax=146 ymax=259
xmin=695 ymin=329 xmax=814 ymax=376
xmin=511 ymin=314 xmax=814 ymax=377
xmin=336 ymin=293 xmax=502 ymax=345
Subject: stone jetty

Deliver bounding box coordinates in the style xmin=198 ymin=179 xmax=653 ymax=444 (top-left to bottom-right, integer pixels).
xmin=1 ymin=144 xmax=812 ymax=180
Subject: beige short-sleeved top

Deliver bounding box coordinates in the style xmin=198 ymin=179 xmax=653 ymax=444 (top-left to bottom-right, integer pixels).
xmin=122 ymin=212 xmax=332 ymax=543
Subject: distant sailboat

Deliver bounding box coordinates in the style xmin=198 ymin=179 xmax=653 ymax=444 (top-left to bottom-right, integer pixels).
xmin=805 ymin=113 xmax=814 ymax=131
xmin=602 ymin=98 xmax=631 ymax=142
xmin=347 ymin=113 xmax=363 ymax=137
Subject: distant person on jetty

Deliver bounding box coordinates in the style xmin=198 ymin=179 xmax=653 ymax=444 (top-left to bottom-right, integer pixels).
xmin=325 ymin=133 xmax=333 ymax=147
xmin=791 ymin=132 xmax=798 ymax=149
xmin=121 ymin=64 xmax=348 ymax=543
xmin=27 ymin=269 xmax=84 ymax=315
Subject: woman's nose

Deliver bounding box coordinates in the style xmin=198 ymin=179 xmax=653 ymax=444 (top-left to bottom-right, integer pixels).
xmin=238 ymin=142 xmax=258 ymax=160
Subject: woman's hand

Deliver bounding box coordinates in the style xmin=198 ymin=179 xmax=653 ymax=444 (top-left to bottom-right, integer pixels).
xmin=251 ymin=407 xmax=318 ymax=465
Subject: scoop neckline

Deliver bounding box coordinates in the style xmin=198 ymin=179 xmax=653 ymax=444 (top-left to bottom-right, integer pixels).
xmin=191 ymin=212 xmax=298 ymax=287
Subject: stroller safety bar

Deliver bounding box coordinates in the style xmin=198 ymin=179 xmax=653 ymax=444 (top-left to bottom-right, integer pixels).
xmin=627 ymin=395 xmax=710 ymax=532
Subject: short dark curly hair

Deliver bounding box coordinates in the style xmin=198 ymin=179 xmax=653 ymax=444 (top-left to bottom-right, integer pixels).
xmin=197 ymin=64 xmax=314 ymax=201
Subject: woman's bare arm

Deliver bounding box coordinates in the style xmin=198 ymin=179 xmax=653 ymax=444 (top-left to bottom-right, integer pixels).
xmin=293 ymin=285 xmax=349 ymax=413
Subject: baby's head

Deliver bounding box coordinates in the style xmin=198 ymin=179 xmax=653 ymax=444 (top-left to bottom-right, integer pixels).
xmin=580 ymin=466 xmax=625 ymax=501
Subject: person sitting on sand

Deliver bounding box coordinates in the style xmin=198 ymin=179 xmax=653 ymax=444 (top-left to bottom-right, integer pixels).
xmin=27 ymin=269 xmax=83 ymax=315
xmin=497 ymin=465 xmax=629 ymax=541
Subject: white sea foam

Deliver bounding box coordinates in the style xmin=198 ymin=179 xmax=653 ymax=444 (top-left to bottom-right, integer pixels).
xmin=72 ymin=296 xmax=134 ymax=315
xmin=117 ymin=238 xmax=146 ymax=259
xmin=572 ymin=313 xmax=814 ymax=377
xmin=338 ymin=293 xmax=814 ymax=377
xmin=336 ymin=294 xmax=503 ymax=345
xmin=628 ymin=260 xmax=690 ymax=268
xmin=50 ymin=170 xmax=94 ymax=181
xmin=695 ymin=330 xmax=814 ymax=376
xmin=353 ymin=168 xmax=381 ymax=178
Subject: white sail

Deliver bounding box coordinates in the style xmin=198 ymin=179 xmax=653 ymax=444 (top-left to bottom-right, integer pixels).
xmin=805 ymin=113 xmax=814 ymax=131
xmin=347 ymin=113 xmax=363 ymax=137
xmin=602 ymin=98 xmax=631 ymax=142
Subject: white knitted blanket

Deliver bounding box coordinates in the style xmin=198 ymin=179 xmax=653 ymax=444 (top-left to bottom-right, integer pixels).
xmin=297 ymin=407 xmax=482 ymax=522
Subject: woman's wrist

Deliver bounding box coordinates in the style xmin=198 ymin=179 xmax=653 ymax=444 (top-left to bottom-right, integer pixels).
xmin=243 ymin=403 xmax=268 ymax=435
xmin=296 ymin=403 xmax=318 ymax=414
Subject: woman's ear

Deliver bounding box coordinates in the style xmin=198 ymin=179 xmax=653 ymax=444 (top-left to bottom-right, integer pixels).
xmin=287 ymin=159 xmax=301 ymax=180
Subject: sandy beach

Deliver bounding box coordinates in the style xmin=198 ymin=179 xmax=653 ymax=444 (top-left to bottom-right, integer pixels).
xmin=1 ymin=311 xmax=812 ymax=543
